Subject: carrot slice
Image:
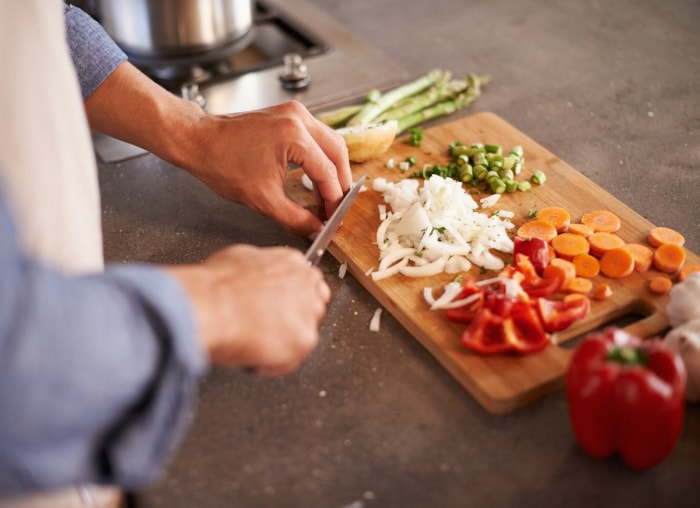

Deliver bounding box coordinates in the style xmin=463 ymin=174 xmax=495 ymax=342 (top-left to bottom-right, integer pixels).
xmin=572 ymin=253 xmax=600 ymax=278
xmin=581 ymin=210 xmax=621 ymax=233
xmin=649 ymin=276 xmax=673 ymax=295
xmin=551 ymin=233 xmax=590 ymax=260
xmin=536 ymin=206 xmax=571 ymax=233
xmin=565 ymin=277 xmax=594 ymax=294
xmin=679 ymin=264 xmax=700 ymax=282
xmin=593 ymin=283 xmax=613 ymax=300
xmin=587 ymin=232 xmax=626 ymax=257
xmin=625 ymin=243 xmax=654 ymax=272
xmin=599 ymin=247 xmax=635 ymax=278
xmin=568 ymin=223 xmax=594 ymax=237
xmin=653 ymin=243 xmax=686 ymax=274
xmin=648 ymin=226 xmax=685 ymax=247
xmin=516 ymin=219 xmax=558 ymax=242
xmin=543 ymin=258 xmax=576 ymax=286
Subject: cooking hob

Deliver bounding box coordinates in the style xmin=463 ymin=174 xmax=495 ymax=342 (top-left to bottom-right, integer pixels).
xmin=93 ymin=0 xmax=406 ymax=163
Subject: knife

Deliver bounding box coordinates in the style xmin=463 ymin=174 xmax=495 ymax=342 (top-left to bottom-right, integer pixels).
xmin=305 ymin=174 xmax=367 ymax=266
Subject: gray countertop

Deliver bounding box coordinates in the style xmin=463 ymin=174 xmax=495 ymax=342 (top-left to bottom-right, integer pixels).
xmin=97 ymin=0 xmax=700 ymax=506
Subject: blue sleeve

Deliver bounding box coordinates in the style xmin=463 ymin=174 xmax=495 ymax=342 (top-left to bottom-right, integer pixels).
xmin=63 ymin=3 xmax=127 ymax=100
xmin=0 ymin=192 xmax=209 ymax=496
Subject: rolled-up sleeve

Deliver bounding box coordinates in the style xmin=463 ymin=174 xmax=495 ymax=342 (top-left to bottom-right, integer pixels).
xmin=0 ymin=192 xmax=209 ymax=496
xmin=63 ymin=3 xmax=127 ymax=99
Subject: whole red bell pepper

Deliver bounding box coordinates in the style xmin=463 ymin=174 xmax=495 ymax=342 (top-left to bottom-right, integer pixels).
xmin=566 ymin=328 xmax=687 ymax=470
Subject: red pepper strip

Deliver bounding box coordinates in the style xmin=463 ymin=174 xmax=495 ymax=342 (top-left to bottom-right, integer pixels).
xmin=445 ymin=279 xmax=484 ymax=323
xmin=566 ymin=328 xmax=687 ymax=470
xmin=460 ymin=290 xmax=550 ymax=355
xmin=509 ymin=254 xmax=562 ymax=298
xmin=513 ymin=236 xmax=550 ymax=275
xmin=536 ymin=294 xmax=590 ymax=333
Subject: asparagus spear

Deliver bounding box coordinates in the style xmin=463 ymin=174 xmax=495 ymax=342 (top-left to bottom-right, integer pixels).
xmin=396 ymin=74 xmax=489 ymax=133
xmin=346 ymin=69 xmax=446 ymax=126
xmin=378 ymin=77 xmax=469 ymax=122
xmin=315 ymin=88 xmax=382 ymax=127
xmin=316 ymin=104 xmax=364 ymax=128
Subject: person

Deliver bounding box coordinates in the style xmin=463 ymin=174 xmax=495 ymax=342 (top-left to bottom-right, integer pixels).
xmin=0 ymin=1 xmax=352 ymax=505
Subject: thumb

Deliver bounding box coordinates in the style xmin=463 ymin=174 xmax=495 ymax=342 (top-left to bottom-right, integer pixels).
xmin=266 ymin=193 xmax=324 ymax=237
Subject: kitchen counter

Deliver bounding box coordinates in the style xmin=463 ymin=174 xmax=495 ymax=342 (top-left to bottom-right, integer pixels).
xmin=97 ymin=0 xmax=700 ymax=506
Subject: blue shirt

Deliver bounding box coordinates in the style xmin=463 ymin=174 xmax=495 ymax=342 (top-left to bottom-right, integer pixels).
xmin=0 ymin=5 xmax=208 ymax=497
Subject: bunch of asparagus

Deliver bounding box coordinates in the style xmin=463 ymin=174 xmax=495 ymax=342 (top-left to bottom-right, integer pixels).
xmin=317 ymin=69 xmax=490 ymax=134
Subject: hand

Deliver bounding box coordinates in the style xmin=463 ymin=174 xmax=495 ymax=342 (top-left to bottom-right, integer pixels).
xmin=185 ymin=101 xmax=353 ymax=237
xmin=166 ymin=245 xmax=330 ymax=376
xmin=85 ymin=63 xmax=352 ymax=237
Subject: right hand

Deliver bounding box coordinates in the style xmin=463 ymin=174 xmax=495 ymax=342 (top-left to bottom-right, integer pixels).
xmin=166 ymin=245 xmax=330 ymax=376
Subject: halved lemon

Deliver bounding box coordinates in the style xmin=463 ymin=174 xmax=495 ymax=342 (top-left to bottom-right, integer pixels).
xmin=336 ymin=120 xmax=398 ymax=163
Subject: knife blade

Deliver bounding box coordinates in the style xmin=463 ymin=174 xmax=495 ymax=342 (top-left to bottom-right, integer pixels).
xmin=305 ymin=174 xmax=367 ymax=266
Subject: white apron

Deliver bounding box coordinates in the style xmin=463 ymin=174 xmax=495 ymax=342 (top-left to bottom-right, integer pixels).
xmin=0 ymin=1 xmax=118 ymax=506
xmin=0 ymin=0 xmax=103 ymax=274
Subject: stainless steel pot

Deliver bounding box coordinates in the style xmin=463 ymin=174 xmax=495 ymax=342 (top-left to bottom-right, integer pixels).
xmin=98 ymin=0 xmax=254 ymax=58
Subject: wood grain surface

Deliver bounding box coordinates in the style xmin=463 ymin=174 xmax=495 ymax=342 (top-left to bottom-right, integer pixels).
xmin=285 ymin=112 xmax=700 ymax=414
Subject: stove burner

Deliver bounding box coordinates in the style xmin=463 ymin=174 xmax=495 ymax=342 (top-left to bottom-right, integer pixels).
xmin=127 ymin=1 xmax=331 ymax=94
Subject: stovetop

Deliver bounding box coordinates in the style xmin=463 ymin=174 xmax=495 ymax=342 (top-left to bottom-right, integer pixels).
xmin=93 ymin=0 xmax=407 ymax=162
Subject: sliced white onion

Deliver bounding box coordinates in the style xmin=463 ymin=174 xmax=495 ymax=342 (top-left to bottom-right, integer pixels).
xmin=369 ymin=307 xmax=383 ymax=332
xmin=425 ymin=281 xmax=462 ymax=309
xmin=301 ymin=173 xmax=314 ymax=191
xmin=371 ymin=175 xmax=514 ymax=279
xmin=480 ymin=194 xmax=501 ymax=208
xmin=371 ymin=257 xmax=409 ymax=281
xmin=399 ymin=257 xmax=446 ymax=278
xmin=338 ymin=262 xmax=348 ymax=279
xmin=378 ymin=246 xmax=416 ymax=270
xmin=378 ymin=204 xmax=387 ymax=220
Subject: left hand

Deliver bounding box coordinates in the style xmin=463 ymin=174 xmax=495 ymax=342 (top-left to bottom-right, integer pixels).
xmin=184 ymin=101 xmax=353 ymax=237
xmin=85 ymin=62 xmax=352 ymax=237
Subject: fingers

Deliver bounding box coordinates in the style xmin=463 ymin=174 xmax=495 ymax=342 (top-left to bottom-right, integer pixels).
xmin=280 ymin=102 xmax=353 ymax=218
xmin=193 ymin=245 xmax=330 ymax=376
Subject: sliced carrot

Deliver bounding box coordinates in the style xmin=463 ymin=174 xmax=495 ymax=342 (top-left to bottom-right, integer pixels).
xmin=568 ymin=223 xmax=594 ymax=237
xmin=653 ymin=243 xmax=686 ymax=274
xmin=593 ymin=283 xmax=613 ymax=300
xmin=625 ymin=243 xmax=654 ymax=272
xmin=679 ymin=264 xmax=700 ymax=282
xmin=587 ymin=232 xmax=626 ymax=257
xmin=543 ymin=258 xmax=576 ymax=286
xmin=572 ymin=253 xmax=600 ymax=278
xmin=536 ymin=206 xmax=571 ymax=233
xmin=649 ymin=276 xmax=673 ymax=295
xmin=648 ymin=226 xmax=685 ymax=247
xmin=551 ymin=233 xmax=590 ymax=260
xmin=516 ymin=219 xmax=558 ymax=242
xmin=565 ymin=277 xmax=594 ymax=294
xmin=599 ymin=247 xmax=635 ymax=278
xmin=581 ymin=210 xmax=621 ymax=233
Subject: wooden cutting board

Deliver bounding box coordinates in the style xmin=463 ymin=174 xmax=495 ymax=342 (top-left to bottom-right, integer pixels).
xmin=284 ymin=112 xmax=700 ymax=414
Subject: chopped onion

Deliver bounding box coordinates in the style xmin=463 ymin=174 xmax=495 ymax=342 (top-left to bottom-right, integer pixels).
xmin=301 ymin=173 xmax=314 ymax=191
xmin=371 ymin=257 xmax=409 ymax=281
xmin=338 ymin=262 xmax=348 ymax=279
xmin=369 ymin=307 xmax=383 ymax=332
xmin=372 ymin=175 xmax=514 ymax=279
xmin=480 ymin=194 xmax=501 ymax=208
xmin=378 ymin=204 xmax=387 ymax=220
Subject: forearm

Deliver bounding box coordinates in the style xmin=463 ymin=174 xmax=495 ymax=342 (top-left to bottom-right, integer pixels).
xmin=0 ymin=195 xmax=207 ymax=494
xmin=84 ymin=61 xmax=206 ymax=170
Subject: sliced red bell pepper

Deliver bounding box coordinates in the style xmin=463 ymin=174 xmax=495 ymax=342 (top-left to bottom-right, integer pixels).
xmin=459 ymin=282 xmax=550 ymax=355
xmin=510 ymin=254 xmax=562 ymax=298
xmin=445 ymin=279 xmax=484 ymax=323
xmin=536 ymin=294 xmax=590 ymax=333
xmin=566 ymin=328 xmax=687 ymax=470
xmin=513 ymin=236 xmax=550 ymax=275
